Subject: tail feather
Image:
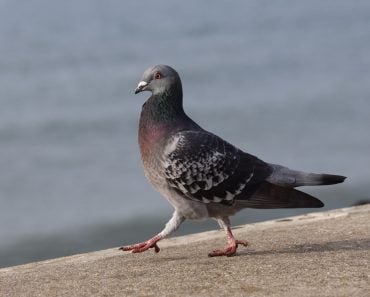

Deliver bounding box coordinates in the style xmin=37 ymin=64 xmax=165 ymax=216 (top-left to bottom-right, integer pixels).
xmin=267 ymin=164 xmax=346 ymax=187
xmin=238 ymin=182 xmax=324 ymax=209
xmin=299 ymin=173 xmax=346 ymax=186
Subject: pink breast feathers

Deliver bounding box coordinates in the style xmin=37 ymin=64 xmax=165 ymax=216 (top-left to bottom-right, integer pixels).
xmin=139 ymin=124 xmax=169 ymax=158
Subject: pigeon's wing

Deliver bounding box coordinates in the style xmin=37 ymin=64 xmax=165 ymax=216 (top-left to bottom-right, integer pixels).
xmin=163 ymin=130 xmax=272 ymax=205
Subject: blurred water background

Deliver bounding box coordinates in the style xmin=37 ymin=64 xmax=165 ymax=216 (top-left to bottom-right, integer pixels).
xmin=0 ymin=0 xmax=369 ymax=268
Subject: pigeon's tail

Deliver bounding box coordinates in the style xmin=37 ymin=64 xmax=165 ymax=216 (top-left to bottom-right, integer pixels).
xmin=296 ymin=173 xmax=346 ymax=186
xmin=238 ymin=182 xmax=324 ymax=209
xmin=266 ymin=164 xmax=346 ymax=188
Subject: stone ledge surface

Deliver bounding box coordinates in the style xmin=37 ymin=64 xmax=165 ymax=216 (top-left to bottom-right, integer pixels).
xmin=1 ymin=205 xmax=369 ymax=297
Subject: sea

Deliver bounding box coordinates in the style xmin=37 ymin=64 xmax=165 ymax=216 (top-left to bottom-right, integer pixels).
xmin=0 ymin=0 xmax=369 ymax=267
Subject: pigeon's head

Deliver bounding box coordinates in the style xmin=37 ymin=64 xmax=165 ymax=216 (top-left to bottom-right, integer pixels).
xmin=134 ymin=65 xmax=182 ymax=96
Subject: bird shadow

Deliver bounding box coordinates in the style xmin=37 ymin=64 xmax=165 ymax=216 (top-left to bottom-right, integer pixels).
xmin=238 ymin=238 xmax=370 ymax=257
xmin=146 ymin=238 xmax=370 ymax=262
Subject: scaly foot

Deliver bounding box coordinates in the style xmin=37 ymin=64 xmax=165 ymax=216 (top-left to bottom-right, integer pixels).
xmin=208 ymin=239 xmax=248 ymax=257
xmin=119 ymin=235 xmax=162 ymax=254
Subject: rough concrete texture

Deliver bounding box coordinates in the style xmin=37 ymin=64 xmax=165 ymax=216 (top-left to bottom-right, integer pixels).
xmin=0 ymin=205 xmax=369 ymax=297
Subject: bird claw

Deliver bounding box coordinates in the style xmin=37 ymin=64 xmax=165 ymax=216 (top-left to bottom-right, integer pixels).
xmin=208 ymin=240 xmax=248 ymax=257
xmin=119 ymin=237 xmax=161 ymax=254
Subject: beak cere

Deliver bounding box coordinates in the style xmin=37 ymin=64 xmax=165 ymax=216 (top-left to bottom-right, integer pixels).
xmin=134 ymin=81 xmax=148 ymax=94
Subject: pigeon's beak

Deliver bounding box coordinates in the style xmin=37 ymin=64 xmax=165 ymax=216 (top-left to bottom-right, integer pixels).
xmin=134 ymin=81 xmax=148 ymax=94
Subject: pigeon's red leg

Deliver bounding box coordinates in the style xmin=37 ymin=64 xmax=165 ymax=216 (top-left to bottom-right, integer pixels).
xmin=119 ymin=211 xmax=185 ymax=254
xmin=119 ymin=235 xmax=162 ymax=253
xmin=208 ymin=217 xmax=248 ymax=257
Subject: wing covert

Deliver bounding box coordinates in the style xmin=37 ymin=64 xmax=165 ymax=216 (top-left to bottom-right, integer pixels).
xmin=163 ymin=131 xmax=272 ymax=205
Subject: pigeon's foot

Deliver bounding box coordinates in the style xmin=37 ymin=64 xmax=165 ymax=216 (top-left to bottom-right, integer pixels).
xmin=208 ymin=239 xmax=248 ymax=257
xmin=119 ymin=235 xmax=162 ymax=254
xmin=209 ymin=219 xmax=248 ymax=257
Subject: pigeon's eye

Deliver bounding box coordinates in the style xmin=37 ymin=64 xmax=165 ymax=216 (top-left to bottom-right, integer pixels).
xmin=154 ymin=72 xmax=162 ymax=80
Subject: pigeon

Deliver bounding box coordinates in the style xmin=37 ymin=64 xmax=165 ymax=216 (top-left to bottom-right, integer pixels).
xmin=120 ymin=65 xmax=346 ymax=257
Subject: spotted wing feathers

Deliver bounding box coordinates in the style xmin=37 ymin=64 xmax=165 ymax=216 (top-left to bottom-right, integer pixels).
xmin=163 ymin=131 xmax=272 ymax=205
